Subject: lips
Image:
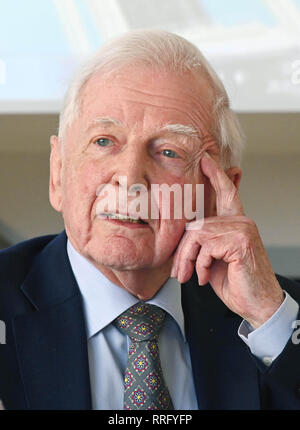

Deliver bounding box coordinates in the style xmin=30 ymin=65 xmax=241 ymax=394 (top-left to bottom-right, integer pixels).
xmin=98 ymin=212 xmax=148 ymax=224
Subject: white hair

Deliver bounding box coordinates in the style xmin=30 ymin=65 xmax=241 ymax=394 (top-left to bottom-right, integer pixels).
xmin=58 ymin=30 xmax=245 ymax=168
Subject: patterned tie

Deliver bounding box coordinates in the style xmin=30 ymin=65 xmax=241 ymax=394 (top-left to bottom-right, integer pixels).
xmin=113 ymin=302 xmax=174 ymax=410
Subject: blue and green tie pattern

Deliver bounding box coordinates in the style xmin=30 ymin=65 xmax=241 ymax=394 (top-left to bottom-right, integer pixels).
xmin=114 ymin=302 xmax=174 ymax=410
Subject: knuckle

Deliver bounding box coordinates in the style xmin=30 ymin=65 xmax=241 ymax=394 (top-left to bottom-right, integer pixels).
xmin=236 ymin=230 xmax=252 ymax=247
xmin=244 ymin=216 xmax=256 ymax=227
xmin=237 ymin=216 xmax=258 ymax=235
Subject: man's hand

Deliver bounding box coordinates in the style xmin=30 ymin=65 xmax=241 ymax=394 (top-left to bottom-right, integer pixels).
xmin=171 ymin=152 xmax=284 ymax=329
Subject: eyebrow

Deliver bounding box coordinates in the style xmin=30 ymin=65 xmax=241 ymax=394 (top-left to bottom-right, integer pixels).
xmin=85 ymin=117 xmax=123 ymax=132
xmin=160 ymin=123 xmax=199 ymax=139
xmin=86 ymin=117 xmax=200 ymax=139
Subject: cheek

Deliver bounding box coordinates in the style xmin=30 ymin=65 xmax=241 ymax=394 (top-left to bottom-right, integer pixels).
xmin=61 ymin=158 xmax=107 ymax=215
xmin=155 ymin=174 xmax=186 ymax=209
xmin=182 ymin=168 xmax=208 ymax=217
xmin=203 ymin=178 xmax=216 ymax=217
xmin=156 ymin=219 xmax=185 ymax=251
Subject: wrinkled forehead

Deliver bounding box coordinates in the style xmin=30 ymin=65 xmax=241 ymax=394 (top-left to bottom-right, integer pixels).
xmin=77 ymin=65 xmax=215 ymax=134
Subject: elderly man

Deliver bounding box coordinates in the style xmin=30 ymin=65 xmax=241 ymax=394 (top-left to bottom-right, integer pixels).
xmin=0 ymin=30 xmax=300 ymax=411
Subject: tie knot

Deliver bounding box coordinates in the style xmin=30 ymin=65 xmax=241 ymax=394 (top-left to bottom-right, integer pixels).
xmin=114 ymin=302 xmax=166 ymax=342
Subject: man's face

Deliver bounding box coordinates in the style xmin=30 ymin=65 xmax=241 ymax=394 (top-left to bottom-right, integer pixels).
xmin=50 ymin=66 xmax=218 ymax=272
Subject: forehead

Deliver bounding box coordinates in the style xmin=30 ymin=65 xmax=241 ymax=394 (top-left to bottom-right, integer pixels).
xmin=78 ymin=65 xmax=214 ymax=134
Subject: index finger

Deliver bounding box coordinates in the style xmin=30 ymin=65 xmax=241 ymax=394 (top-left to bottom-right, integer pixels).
xmin=200 ymin=152 xmax=244 ymax=216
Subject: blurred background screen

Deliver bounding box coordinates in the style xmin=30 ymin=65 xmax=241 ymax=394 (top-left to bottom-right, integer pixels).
xmin=0 ymin=0 xmax=300 ymax=112
xmin=0 ymin=0 xmax=299 ymax=281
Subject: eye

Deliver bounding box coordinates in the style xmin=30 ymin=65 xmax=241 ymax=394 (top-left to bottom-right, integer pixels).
xmin=161 ymin=149 xmax=179 ymax=158
xmin=95 ymin=137 xmax=114 ymax=147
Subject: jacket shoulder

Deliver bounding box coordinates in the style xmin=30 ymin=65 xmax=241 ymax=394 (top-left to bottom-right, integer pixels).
xmin=0 ymin=234 xmax=56 ymax=272
xmin=0 ymin=234 xmax=58 ymax=303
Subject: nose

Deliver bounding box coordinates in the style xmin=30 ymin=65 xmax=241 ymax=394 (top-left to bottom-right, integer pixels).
xmin=111 ymin=145 xmax=150 ymax=192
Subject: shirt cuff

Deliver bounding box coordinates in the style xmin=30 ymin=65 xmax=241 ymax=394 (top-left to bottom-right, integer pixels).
xmin=238 ymin=290 xmax=299 ymax=366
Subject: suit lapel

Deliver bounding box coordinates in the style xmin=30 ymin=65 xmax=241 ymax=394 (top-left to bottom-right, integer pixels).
xmin=182 ymin=272 xmax=261 ymax=410
xmin=13 ymin=231 xmax=92 ymax=410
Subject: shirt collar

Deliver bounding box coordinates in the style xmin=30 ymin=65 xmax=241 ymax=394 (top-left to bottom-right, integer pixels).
xmin=67 ymin=239 xmax=186 ymax=342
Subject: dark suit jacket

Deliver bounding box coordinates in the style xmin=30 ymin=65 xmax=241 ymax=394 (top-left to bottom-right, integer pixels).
xmin=0 ymin=230 xmax=300 ymax=410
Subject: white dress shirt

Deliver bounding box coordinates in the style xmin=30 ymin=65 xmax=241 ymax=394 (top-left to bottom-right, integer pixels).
xmin=67 ymin=239 xmax=299 ymax=409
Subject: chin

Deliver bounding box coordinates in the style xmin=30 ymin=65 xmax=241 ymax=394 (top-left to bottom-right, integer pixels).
xmin=94 ymin=254 xmax=153 ymax=271
xmin=87 ymin=241 xmax=152 ymax=271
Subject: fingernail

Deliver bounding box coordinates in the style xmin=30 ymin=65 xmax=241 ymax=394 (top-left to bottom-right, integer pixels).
xmin=171 ymin=266 xmax=176 ymax=278
xmin=204 ymin=151 xmax=211 ymax=159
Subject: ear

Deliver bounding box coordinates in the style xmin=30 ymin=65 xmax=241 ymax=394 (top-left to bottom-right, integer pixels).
xmin=49 ymin=135 xmax=63 ymax=212
xmin=224 ymin=166 xmax=242 ymax=191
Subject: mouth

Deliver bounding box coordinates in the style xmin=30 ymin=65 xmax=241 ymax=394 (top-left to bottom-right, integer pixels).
xmin=98 ymin=212 xmax=148 ymax=225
